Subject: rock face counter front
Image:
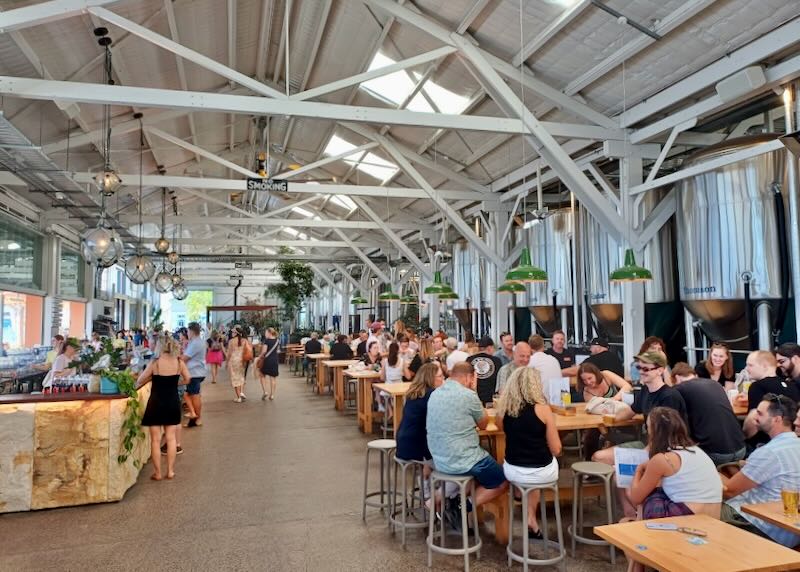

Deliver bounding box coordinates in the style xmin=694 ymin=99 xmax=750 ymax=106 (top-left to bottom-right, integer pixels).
xmin=0 ymin=387 xmax=151 ymax=513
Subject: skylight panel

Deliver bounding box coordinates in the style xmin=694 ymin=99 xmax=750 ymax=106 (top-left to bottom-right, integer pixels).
xmin=282 ymin=227 xmax=299 ymax=237
xmin=323 ymin=134 xmax=398 ymax=183
xmin=330 ymin=195 xmax=357 ymax=211
xmin=418 ymin=76 xmax=471 ymax=114
xmin=292 ymin=206 xmax=314 ymax=218
xmin=264 ymin=247 xmax=277 ymax=255
xmin=361 ymin=53 xmax=433 ymax=112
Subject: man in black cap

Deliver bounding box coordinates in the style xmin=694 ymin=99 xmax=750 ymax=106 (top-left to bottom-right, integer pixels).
xmin=582 ymin=337 xmax=624 ymax=377
xmin=467 ymin=336 xmax=503 ymax=406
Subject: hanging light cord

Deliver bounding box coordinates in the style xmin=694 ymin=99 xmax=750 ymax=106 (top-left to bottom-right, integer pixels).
xmin=519 ymin=0 xmax=527 ymax=226
xmin=138 ymin=118 xmax=143 ymax=246
xmin=103 ymin=42 xmax=113 ymax=172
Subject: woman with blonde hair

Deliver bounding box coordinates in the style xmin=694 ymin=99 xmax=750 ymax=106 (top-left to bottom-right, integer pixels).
xmin=257 ymin=327 xmax=280 ymax=400
xmin=137 ymin=334 xmax=190 ymax=481
xmin=495 ymin=367 xmax=562 ymax=539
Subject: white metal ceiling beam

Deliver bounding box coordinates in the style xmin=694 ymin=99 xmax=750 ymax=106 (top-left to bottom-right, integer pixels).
xmin=333 ymin=229 xmax=391 ymax=283
xmin=632 ymin=189 xmax=676 ymax=252
xmin=227 ymin=0 xmax=237 ymax=156
xmin=0 ymin=75 xmax=566 ymax=134
xmin=621 ymin=11 xmax=800 ymax=127
xmin=331 ymin=263 xmax=362 ymax=291
xmin=564 ymin=0 xmax=717 ymax=103
xmin=0 ymin=0 xmax=119 ymax=32
xmin=363 ymin=127 xmax=497 ymax=261
xmin=260 ymin=195 xmax=320 ymax=219
xmin=135 ymin=238 xmax=375 ymax=248
xmin=352 ymin=197 xmax=432 ymax=280
xmin=451 ymin=33 xmax=624 ymax=239
xmin=293 ymin=45 xmax=457 ymax=102
xmin=364 ymin=0 xmax=615 ymax=129
xmin=630 ymin=138 xmax=784 ymax=196
xmin=70 ymin=172 xmax=490 ymax=201
xmin=276 ymin=142 xmax=379 ymax=179
xmin=177 ymin=187 xmax=256 ymax=219
xmin=310 ymin=264 xmax=343 ymax=293
xmin=254 ymin=0 xmax=274 ymax=81
xmin=456 ymin=0 xmax=490 ymax=34
xmin=146 ymin=126 xmax=258 ymax=178
xmin=631 ymin=50 xmax=800 ymax=143
xmin=122 ymin=215 xmax=428 ymax=230
xmin=491 ymin=139 xmax=595 ymax=193
xmin=511 ymin=0 xmax=591 ymax=67
xmin=89 ymin=6 xmax=286 ymax=99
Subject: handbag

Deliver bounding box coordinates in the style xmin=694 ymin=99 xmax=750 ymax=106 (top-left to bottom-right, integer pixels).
xmin=585 ymin=395 xmax=628 ymax=415
xmin=242 ymin=340 xmax=254 ymax=362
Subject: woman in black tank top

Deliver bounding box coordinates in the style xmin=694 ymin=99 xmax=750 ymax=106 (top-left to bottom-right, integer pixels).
xmin=496 ymin=367 xmax=562 ymax=538
xmin=137 ymin=335 xmax=190 ymax=481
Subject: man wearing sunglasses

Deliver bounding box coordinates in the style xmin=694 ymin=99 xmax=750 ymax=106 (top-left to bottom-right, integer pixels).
xmin=722 ymin=394 xmax=800 ymax=547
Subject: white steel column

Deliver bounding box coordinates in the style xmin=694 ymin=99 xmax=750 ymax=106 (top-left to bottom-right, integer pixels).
xmin=787 ymin=83 xmax=800 ymax=342
xmin=488 ymin=211 xmax=509 ymax=343
xmin=620 ymin=155 xmax=646 ymax=376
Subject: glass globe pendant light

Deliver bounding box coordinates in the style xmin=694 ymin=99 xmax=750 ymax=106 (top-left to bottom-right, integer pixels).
xmin=125 ymin=114 xmax=156 ymax=285
xmin=167 ymin=250 xmax=179 ymax=265
xmin=93 ymin=28 xmax=122 ymax=197
xmin=82 ymin=222 xmax=123 ymax=268
xmin=172 ymin=282 xmax=188 ymax=300
xmin=154 ymin=262 xmax=174 ymax=293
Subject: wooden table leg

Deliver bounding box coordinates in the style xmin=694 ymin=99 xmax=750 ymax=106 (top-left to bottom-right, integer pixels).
xmin=334 ymin=369 xmax=343 ymax=410
xmin=355 ymin=378 xmax=364 ymax=431
xmin=364 ymin=381 xmax=374 ymax=435
xmin=393 ymin=394 xmax=405 ymax=435
xmin=483 ymin=495 xmax=509 ymax=545
xmin=316 ymin=361 xmax=325 ymax=394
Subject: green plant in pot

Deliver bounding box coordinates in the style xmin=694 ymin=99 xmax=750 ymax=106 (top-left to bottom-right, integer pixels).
xmin=266 ymin=247 xmax=317 ymax=332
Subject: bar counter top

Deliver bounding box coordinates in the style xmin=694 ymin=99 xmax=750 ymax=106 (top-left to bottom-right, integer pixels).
xmin=0 ymin=392 xmax=127 ymax=405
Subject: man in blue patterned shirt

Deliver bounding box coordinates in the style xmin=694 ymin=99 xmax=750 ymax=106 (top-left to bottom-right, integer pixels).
xmin=722 ymin=394 xmax=800 ymax=547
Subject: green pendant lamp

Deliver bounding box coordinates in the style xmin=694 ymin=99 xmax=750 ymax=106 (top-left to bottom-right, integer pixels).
xmin=423 ymin=271 xmax=453 ymax=295
xmin=378 ymin=284 xmax=401 ymax=301
xmin=498 ymin=281 xmax=526 ymax=293
xmin=350 ymin=290 xmax=368 ymax=305
xmin=438 ymin=291 xmax=459 ymax=302
xmin=505 ymin=247 xmax=547 ymax=283
xmin=610 ymin=248 xmax=653 ymax=282
xmin=400 ymin=295 xmax=418 ymax=305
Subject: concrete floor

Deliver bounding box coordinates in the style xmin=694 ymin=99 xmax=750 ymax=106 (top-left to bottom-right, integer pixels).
xmin=0 ymin=366 xmax=627 ymax=571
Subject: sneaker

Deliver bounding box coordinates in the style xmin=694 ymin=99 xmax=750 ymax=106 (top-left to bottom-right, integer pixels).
xmin=194 ymin=418 xmax=203 ymax=427
xmin=240 ymin=393 xmax=247 ymax=401
xmin=234 ymin=397 xmax=242 ymax=403
xmin=184 ymin=418 xmax=197 ymax=428
xmin=262 ymin=393 xmax=267 ymax=401
xmin=176 ymin=446 xmax=184 ymax=455
xmin=268 ymin=395 xmax=274 ymax=401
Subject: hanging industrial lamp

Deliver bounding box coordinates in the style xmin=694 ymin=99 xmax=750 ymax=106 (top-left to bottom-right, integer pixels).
xmin=82 ymin=221 xmax=123 ymax=268
xmin=498 ymin=281 xmax=526 ymax=293
xmin=400 ymin=295 xmax=418 ymax=305
xmin=610 ymin=248 xmax=653 ymax=283
xmin=93 ymin=28 xmax=122 ymax=197
xmin=505 ymin=247 xmax=547 ymax=283
xmin=423 ymin=271 xmax=453 ymax=295
xmin=350 ymin=290 xmax=368 ymax=305
xmin=378 ymin=285 xmax=401 ymax=301
xmin=172 ymin=282 xmax=188 ymax=300
xmin=438 ymin=291 xmax=459 ymax=303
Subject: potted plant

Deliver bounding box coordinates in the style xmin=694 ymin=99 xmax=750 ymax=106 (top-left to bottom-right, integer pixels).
xmin=266 ymin=247 xmax=317 ymax=332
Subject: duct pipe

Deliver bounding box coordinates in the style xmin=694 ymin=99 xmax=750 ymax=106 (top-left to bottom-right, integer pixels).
xmin=684 ymin=309 xmax=697 ymax=366
xmin=786 ymin=83 xmax=800 ymax=341
xmin=757 ymin=302 xmax=772 ymax=350
xmin=233 ymin=278 xmax=242 ymax=321
xmin=560 ymin=307 xmax=570 ymax=340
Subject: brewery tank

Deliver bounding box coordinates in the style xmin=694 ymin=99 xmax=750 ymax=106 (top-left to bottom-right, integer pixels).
xmin=450 ymin=241 xmax=486 ymax=336
xmin=676 ymin=134 xmax=790 ymax=346
xmin=580 ymin=191 xmax=676 ymax=339
xmin=526 ymin=208 xmax=574 ymax=336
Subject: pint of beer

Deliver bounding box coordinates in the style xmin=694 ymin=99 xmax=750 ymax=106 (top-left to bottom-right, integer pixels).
xmin=781 ymin=489 xmax=799 ymax=517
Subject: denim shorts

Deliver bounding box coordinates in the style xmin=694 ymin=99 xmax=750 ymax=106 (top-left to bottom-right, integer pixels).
xmin=177 ymin=384 xmax=186 ymax=401
xmin=187 ymin=376 xmax=204 ymax=395
xmin=467 ymin=455 xmax=506 ymax=489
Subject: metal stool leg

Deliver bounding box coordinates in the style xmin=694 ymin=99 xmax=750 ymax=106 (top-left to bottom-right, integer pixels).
xmin=522 ymin=484 xmax=529 ymax=572
xmin=604 ymin=475 xmax=616 ymax=565
xmin=571 ymin=473 xmax=578 ymax=556
xmin=472 ymin=480 xmax=481 ymax=560
xmin=362 ymin=448 xmax=371 ymax=521
xmin=507 ymin=484 xmax=514 ymax=567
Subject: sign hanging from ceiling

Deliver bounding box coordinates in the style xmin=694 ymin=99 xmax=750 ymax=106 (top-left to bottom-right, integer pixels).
xmin=235 ymin=262 xmax=253 ymax=270
xmin=246 ymin=177 xmax=288 ymax=192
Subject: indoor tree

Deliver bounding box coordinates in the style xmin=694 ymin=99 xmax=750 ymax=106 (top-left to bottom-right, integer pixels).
xmin=266 ymin=247 xmax=316 ymax=332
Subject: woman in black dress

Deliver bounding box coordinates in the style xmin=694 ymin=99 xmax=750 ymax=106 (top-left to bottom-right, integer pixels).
xmin=257 ymin=327 xmax=280 ymax=401
xmin=137 ymin=335 xmax=190 ymax=481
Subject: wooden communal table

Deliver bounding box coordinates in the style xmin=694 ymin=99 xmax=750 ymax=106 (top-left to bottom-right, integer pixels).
xmin=344 ymin=369 xmax=381 ymax=434
xmin=305 ymin=353 xmax=329 ymax=393
xmin=372 ymin=382 xmax=411 ymax=435
xmin=594 ymin=514 xmax=800 ymax=572
xmin=322 ymin=360 xmax=360 ymax=410
xmin=478 ymin=403 xmax=644 ymax=546
xmin=742 ymin=502 xmax=800 ymax=537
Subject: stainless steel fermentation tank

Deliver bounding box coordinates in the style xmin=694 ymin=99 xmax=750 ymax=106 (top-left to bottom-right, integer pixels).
xmin=526 ymin=209 xmax=574 ymax=336
xmin=451 ymin=240 xmax=491 ymax=337
xmin=676 ymin=134 xmax=792 ymax=349
xmin=581 ymin=192 xmax=679 ymax=341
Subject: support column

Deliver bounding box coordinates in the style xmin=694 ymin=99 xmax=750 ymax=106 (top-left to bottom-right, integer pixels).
xmin=620 ymin=155 xmax=646 ymax=376
xmin=787 ymin=83 xmax=800 ymax=341
xmin=488 ymin=211 xmax=510 ymax=343
xmin=41 ymin=235 xmax=61 ymax=341
xmin=341 ymin=279 xmax=350 ymax=334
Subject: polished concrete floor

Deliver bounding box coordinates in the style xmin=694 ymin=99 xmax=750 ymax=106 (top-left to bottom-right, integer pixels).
xmin=0 ymin=366 xmax=626 ymax=571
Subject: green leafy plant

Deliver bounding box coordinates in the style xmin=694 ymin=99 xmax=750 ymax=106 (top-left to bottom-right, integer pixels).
xmin=267 ymin=247 xmax=316 ymax=330
xmin=107 ymin=369 xmax=146 ymax=467
xmin=151 ymin=307 xmax=164 ymax=332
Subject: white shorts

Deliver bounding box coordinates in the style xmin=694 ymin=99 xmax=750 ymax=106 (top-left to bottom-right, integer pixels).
xmin=503 ymin=457 xmax=559 ymax=486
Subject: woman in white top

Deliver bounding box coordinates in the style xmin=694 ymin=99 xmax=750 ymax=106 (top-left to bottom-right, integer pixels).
xmin=379 ymin=342 xmax=404 ymax=420
xmin=628 ymin=406 xmax=722 ymax=520
xmin=43 ymin=339 xmax=78 ymax=390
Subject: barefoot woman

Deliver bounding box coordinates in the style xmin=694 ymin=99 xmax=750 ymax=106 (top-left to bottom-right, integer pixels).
xmin=137 ymin=334 xmax=190 ymax=480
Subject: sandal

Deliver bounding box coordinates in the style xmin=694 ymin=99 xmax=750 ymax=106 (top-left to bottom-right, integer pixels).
xmin=150 ymin=474 xmax=162 ymax=481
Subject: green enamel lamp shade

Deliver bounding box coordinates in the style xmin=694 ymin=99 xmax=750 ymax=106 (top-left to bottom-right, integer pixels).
xmin=423 ymin=271 xmax=453 ymax=295
xmin=400 ymin=295 xmax=418 ymax=305
xmin=437 ymin=291 xmax=459 ymax=301
xmin=610 ymin=248 xmax=653 ymax=282
xmin=505 ymin=247 xmax=547 ymax=283
xmin=498 ymin=281 xmax=526 ymax=293
xmin=378 ymin=285 xmax=401 ymax=301
xmin=350 ymin=290 xmax=368 ymax=305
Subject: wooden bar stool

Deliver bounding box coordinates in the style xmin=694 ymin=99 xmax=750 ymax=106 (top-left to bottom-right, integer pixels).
xmin=361 ymin=439 xmax=396 ymax=523
xmin=506 ymin=480 xmax=566 ymax=571
xmin=427 ymin=472 xmax=481 ymax=571
xmin=568 ymin=461 xmax=616 ymax=565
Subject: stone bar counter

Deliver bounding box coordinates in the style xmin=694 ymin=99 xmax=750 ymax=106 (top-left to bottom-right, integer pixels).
xmin=0 ymin=386 xmax=151 ymax=513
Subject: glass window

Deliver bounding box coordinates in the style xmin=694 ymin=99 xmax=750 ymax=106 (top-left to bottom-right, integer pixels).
xmin=1 ymin=291 xmax=43 ymax=349
xmin=59 ymin=249 xmax=85 ymax=297
xmin=0 ymin=216 xmax=43 ymax=290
